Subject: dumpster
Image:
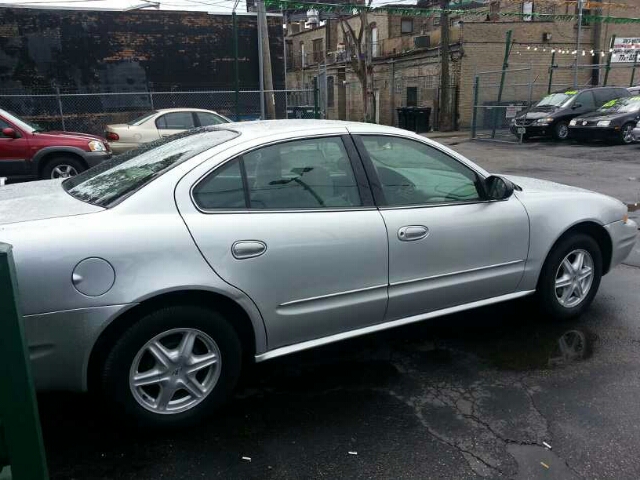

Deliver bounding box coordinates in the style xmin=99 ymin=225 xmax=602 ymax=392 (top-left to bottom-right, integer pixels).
xmin=287 ymin=106 xmax=317 ymax=119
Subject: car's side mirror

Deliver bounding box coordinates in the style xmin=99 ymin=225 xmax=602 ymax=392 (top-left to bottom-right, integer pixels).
xmin=484 ymin=175 xmax=515 ymax=201
xmin=1 ymin=128 xmax=17 ymax=139
xmin=572 ymin=103 xmax=583 ymax=110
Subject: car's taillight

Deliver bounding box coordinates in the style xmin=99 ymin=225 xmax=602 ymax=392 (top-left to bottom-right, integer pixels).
xmin=106 ymin=131 xmax=119 ymax=141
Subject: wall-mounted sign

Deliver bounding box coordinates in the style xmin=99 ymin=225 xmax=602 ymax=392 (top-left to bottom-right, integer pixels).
xmin=612 ymin=37 xmax=640 ymax=63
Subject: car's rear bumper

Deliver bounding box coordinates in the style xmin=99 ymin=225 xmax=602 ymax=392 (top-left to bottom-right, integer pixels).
xmin=109 ymin=142 xmax=140 ymax=154
xmin=632 ymin=127 xmax=640 ymax=142
xmin=605 ymin=219 xmax=638 ymax=271
xmin=24 ymin=304 xmax=133 ymax=392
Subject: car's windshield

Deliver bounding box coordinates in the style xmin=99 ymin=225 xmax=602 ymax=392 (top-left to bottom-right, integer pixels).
xmin=63 ymin=128 xmax=239 ymax=207
xmin=597 ymin=97 xmax=640 ymax=114
xmin=536 ymin=92 xmax=577 ymax=108
xmin=127 ymin=111 xmax=158 ymax=126
xmin=0 ymin=109 xmax=41 ymax=132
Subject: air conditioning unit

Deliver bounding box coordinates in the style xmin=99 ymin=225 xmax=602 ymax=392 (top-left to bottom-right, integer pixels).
xmin=414 ymin=36 xmax=431 ymax=49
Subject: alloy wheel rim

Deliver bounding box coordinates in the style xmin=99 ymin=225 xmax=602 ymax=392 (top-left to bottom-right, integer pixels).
xmin=51 ymin=164 xmax=78 ymax=178
xmin=554 ymin=249 xmax=594 ymax=308
xmin=558 ymin=124 xmax=568 ymax=139
xmin=622 ymin=125 xmax=634 ymax=143
xmin=129 ymin=328 xmax=221 ymax=415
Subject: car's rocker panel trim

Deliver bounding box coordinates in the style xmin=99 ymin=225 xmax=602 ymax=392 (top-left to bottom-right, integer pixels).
xmin=255 ymin=290 xmax=535 ymax=362
xmin=279 ymin=283 xmax=388 ymax=307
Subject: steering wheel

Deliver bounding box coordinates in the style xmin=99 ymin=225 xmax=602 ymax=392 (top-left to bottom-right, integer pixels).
xmin=292 ymin=177 xmax=325 ymax=207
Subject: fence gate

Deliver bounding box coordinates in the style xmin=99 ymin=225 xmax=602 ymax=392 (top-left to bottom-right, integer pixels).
xmin=471 ymin=66 xmax=535 ymax=143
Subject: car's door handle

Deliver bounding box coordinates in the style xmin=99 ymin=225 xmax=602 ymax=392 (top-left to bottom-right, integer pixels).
xmin=232 ymin=241 xmax=267 ymax=259
xmin=398 ymin=225 xmax=429 ymax=241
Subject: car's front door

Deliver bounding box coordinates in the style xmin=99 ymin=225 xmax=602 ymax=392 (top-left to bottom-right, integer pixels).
xmin=353 ymin=133 xmax=530 ymax=321
xmin=0 ymin=118 xmax=29 ymax=177
xmin=155 ymin=111 xmax=196 ymax=138
xmin=176 ymin=133 xmax=389 ymax=350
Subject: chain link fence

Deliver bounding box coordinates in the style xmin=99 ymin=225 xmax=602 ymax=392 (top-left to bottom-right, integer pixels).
xmin=0 ymin=89 xmax=318 ymax=136
xmin=471 ymin=62 xmax=639 ymax=143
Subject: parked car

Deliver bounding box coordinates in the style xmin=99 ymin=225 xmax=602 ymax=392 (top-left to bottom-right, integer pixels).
xmin=0 ymin=108 xmax=111 ymax=180
xmin=511 ymin=87 xmax=631 ymax=140
xmin=105 ymin=108 xmax=231 ymax=154
xmin=1 ymin=121 xmax=635 ymax=427
xmin=569 ymin=96 xmax=640 ymax=144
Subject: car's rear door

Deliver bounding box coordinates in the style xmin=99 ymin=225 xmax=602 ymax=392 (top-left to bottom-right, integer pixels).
xmin=155 ymin=111 xmax=196 ymax=138
xmin=175 ymin=130 xmax=389 ymax=350
xmin=351 ymin=130 xmax=530 ymax=321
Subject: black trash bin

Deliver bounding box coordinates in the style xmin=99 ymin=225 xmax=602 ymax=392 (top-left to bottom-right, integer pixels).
xmin=404 ymin=107 xmax=417 ymax=132
xmin=414 ymin=107 xmax=432 ymax=133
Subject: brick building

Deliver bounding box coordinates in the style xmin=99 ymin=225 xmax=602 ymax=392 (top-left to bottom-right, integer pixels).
xmin=285 ymin=0 xmax=639 ymax=129
xmin=0 ymin=7 xmax=285 ymax=94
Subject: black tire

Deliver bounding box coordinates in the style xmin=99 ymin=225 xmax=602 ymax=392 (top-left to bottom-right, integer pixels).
xmin=41 ymin=155 xmax=86 ymax=179
xmin=537 ymin=233 xmax=603 ymax=320
xmin=101 ymin=305 xmax=242 ymax=428
xmin=619 ymin=122 xmax=636 ymax=145
xmin=552 ymin=121 xmax=570 ymax=141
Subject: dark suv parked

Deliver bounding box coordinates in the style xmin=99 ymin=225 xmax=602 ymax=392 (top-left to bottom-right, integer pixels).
xmin=510 ymin=87 xmax=631 ymax=140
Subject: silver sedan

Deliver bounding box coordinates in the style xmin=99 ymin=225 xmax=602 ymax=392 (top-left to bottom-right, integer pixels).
xmin=1 ymin=121 xmax=636 ymax=427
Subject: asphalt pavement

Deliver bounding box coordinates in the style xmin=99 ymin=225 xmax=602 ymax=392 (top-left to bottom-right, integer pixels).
xmin=38 ymin=139 xmax=640 ymax=480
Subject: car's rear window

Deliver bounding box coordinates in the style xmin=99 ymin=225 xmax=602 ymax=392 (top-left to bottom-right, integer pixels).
xmin=63 ymin=127 xmax=239 ymax=207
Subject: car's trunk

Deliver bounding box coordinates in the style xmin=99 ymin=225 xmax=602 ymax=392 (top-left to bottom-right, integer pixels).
xmin=0 ymin=179 xmax=103 ymax=226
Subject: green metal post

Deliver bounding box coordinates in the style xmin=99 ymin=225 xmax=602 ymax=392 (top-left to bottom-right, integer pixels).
xmin=548 ymin=51 xmax=556 ymax=94
xmin=233 ymin=11 xmax=240 ymax=121
xmin=491 ymin=29 xmax=513 ymax=139
xmin=471 ymin=75 xmax=479 ymax=139
xmin=630 ymin=51 xmax=638 ymax=87
xmin=0 ymin=243 xmax=48 ymax=480
xmin=313 ymin=77 xmax=319 ymax=119
xmin=604 ymin=35 xmax=615 ymax=86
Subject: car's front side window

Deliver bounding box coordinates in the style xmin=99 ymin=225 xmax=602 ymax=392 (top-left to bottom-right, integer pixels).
xmin=193 ymin=137 xmax=363 ymax=210
xmin=359 ymin=136 xmax=482 ymax=207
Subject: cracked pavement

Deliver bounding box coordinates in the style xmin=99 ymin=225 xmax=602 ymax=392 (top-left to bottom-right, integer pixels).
xmin=38 ymin=141 xmax=640 ymax=479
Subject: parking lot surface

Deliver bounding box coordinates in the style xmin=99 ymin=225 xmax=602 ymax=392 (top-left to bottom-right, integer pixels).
xmin=39 ymin=139 xmax=640 ymax=479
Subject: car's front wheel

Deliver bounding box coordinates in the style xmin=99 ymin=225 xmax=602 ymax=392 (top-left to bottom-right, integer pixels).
xmin=101 ymin=305 xmax=242 ymax=427
xmin=41 ymin=156 xmax=86 ymax=179
xmin=552 ymin=121 xmax=570 ymax=141
xmin=537 ymin=233 xmax=603 ymax=320
xmin=619 ymin=122 xmax=636 ymax=145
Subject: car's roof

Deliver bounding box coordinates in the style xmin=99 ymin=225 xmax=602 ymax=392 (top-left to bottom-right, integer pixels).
xmin=214 ymin=119 xmax=406 ymax=137
xmin=156 ymin=108 xmax=219 ymax=114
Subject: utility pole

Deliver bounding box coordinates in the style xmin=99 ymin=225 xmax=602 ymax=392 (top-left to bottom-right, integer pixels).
xmin=574 ymin=0 xmax=584 ymax=88
xmin=439 ymin=0 xmax=452 ymax=131
xmin=591 ymin=3 xmax=602 ymax=85
xmin=257 ymin=0 xmax=276 ymax=119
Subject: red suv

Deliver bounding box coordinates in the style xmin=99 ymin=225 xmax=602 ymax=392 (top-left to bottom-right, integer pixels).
xmin=0 ymin=109 xmax=112 ymax=180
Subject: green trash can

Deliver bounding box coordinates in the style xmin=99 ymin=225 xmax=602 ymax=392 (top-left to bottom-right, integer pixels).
xmin=0 ymin=243 xmax=49 ymax=480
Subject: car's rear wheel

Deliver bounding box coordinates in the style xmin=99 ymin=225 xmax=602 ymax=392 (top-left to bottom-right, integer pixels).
xmin=552 ymin=121 xmax=569 ymax=141
xmin=101 ymin=305 xmax=242 ymax=428
xmin=41 ymin=156 xmax=85 ymax=179
xmin=619 ymin=122 xmax=636 ymax=145
xmin=537 ymin=233 xmax=602 ymax=320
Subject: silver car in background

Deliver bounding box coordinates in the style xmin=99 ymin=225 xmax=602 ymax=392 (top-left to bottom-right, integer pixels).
xmin=1 ymin=121 xmax=636 ymax=427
